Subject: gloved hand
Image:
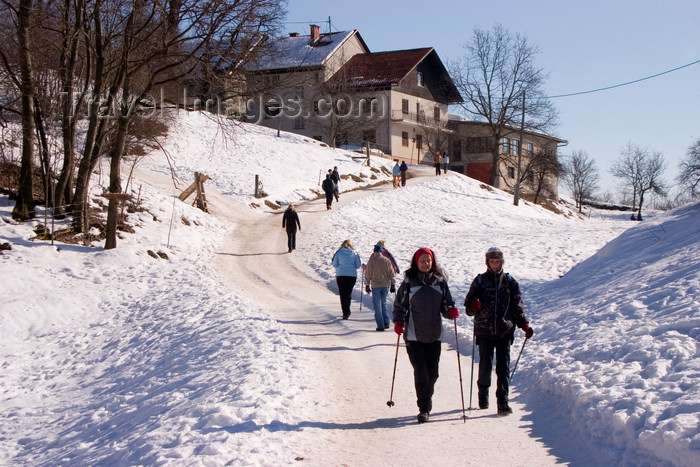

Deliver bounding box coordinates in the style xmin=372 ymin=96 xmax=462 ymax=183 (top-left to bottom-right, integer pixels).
xmin=447 ymin=306 xmax=459 ymax=319
xmin=365 ymin=285 xmax=371 ymax=294
xmin=394 ymin=322 xmax=404 ymax=335
xmin=519 ymin=322 xmax=534 ymax=339
xmin=390 ymin=284 xmax=396 ymax=293
xmin=469 ymin=300 xmax=481 ymax=312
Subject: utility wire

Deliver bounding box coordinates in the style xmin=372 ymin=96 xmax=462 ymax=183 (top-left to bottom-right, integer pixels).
xmin=547 ymin=58 xmax=700 ymax=98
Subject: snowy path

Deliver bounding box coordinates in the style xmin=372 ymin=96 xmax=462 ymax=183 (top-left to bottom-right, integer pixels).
xmin=210 ymin=169 xmax=563 ymax=465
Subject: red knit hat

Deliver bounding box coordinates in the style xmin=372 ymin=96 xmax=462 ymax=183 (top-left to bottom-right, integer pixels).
xmin=413 ymin=248 xmax=434 ymax=265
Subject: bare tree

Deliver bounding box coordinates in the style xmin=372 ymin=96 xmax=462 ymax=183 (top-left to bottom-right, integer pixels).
xmin=635 ymin=149 xmax=666 ymax=219
xmin=7 ymin=0 xmax=35 ymax=221
xmin=610 ymin=142 xmax=644 ymax=209
xmin=526 ymin=148 xmax=562 ymax=204
xmin=563 ymin=150 xmax=598 ymax=213
xmin=449 ymin=24 xmax=558 ymax=187
xmin=611 ymin=142 xmax=666 ymax=217
xmin=677 ymin=139 xmax=700 ymax=199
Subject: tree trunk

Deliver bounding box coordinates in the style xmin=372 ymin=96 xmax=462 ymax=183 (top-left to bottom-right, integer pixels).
xmin=104 ymin=116 xmax=129 ymax=250
xmin=12 ymin=0 xmax=36 ymax=221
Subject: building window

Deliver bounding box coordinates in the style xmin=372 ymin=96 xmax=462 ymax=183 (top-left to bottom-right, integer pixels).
xmin=416 ymin=134 xmax=423 ymax=149
xmin=402 ymin=131 xmax=409 ymax=147
xmin=417 ymin=71 xmax=424 ymax=86
xmin=464 ymin=137 xmax=491 ymax=153
xmin=511 ymin=139 xmax=519 ymax=156
xmin=526 ymin=142 xmax=534 ymax=156
xmin=402 ymin=99 xmax=409 ymax=114
xmin=416 ymin=102 xmax=425 ymax=123
xmin=433 ymin=106 xmax=440 ymax=122
xmin=508 ymin=166 xmax=515 ymax=179
xmin=294 ymin=116 xmax=305 ymax=129
xmin=501 ymin=137 xmax=509 ymax=154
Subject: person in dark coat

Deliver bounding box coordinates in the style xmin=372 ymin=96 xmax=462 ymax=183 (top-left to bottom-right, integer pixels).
xmin=464 ymin=247 xmax=533 ymax=416
xmin=399 ymin=161 xmax=408 ymax=187
xmin=282 ymin=204 xmax=301 ymax=253
xmin=393 ymin=247 xmax=459 ymax=423
xmin=331 ymin=166 xmax=341 ymax=201
xmin=321 ymin=173 xmax=336 ymax=210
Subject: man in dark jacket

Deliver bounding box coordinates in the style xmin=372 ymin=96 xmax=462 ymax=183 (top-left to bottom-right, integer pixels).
xmin=321 ymin=173 xmax=336 ymax=210
xmin=282 ymin=204 xmax=301 ymax=253
xmin=331 ymin=166 xmax=341 ymax=201
xmin=464 ymin=247 xmax=534 ymax=415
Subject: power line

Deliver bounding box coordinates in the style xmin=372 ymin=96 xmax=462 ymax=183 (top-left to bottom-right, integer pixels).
xmin=547 ymin=58 xmax=700 ymax=99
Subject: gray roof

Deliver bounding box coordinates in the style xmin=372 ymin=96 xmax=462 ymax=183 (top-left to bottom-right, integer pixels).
xmin=247 ymin=30 xmax=367 ymax=72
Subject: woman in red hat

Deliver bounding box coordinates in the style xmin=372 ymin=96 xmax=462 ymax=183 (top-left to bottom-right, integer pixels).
xmin=393 ymin=247 xmax=459 ymax=423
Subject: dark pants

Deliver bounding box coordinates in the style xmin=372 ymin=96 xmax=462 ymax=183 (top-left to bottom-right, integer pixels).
xmin=401 ymin=172 xmax=406 ymax=186
xmin=435 ymin=163 xmax=441 ymax=175
xmin=477 ymin=335 xmax=512 ymax=404
xmin=286 ymin=229 xmax=297 ymax=250
xmin=336 ymin=276 xmax=356 ymax=317
xmin=325 ymin=192 xmax=334 ymax=208
xmin=406 ymin=340 xmax=442 ymax=413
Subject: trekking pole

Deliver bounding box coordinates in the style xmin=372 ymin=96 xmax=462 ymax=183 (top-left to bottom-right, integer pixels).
xmin=509 ymin=337 xmax=528 ymax=382
xmin=468 ymin=322 xmax=476 ymax=410
xmin=453 ymin=318 xmax=466 ymax=422
xmin=359 ymin=264 xmax=366 ymax=311
xmin=387 ymin=333 xmax=400 ymax=407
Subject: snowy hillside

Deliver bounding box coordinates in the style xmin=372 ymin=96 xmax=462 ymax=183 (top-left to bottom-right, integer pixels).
xmin=0 ymin=111 xmax=697 ymax=466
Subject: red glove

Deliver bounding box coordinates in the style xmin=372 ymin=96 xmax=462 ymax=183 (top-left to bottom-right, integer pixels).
xmin=394 ymin=322 xmax=404 ymax=335
xmin=469 ymin=300 xmax=481 ymax=312
xmin=519 ymin=323 xmax=534 ymax=339
xmin=447 ymin=306 xmax=459 ymax=319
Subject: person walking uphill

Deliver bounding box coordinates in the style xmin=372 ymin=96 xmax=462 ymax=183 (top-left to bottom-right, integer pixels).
xmin=322 ymin=173 xmax=336 ymax=210
xmin=393 ymin=248 xmax=459 ymax=423
xmin=282 ymin=204 xmax=301 ymax=253
xmin=464 ymin=247 xmax=534 ymax=416
xmin=364 ymin=244 xmax=396 ymax=331
xmin=332 ymin=239 xmax=362 ymax=319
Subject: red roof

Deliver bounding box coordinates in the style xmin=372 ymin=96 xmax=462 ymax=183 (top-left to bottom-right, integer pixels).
xmin=327 ymin=48 xmax=434 ymax=88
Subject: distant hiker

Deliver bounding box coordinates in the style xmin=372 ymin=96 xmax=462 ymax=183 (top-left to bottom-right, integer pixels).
xmin=282 ymin=204 xmax=301 ymax=253
xmin=364 ymin=243 xmax=396 ymax=331
xmin=392 ymin=160 xmax=401 ymax=188
xmin=331 ymin=166 xmax=341 ymax=201
xmin=332 ymin=239 xmax=362 ymax=320
xmin=443 ymin=152 xmax=449 ymax=173
xmin=393 ymin=248 xmax=458 ymax=424
xmin=376 ymin=240 xmax=399 ymax=274
xmin=464 ymin=247 xmax=533 ymax=416
xmin=399 ymin=161 xmax=408 ymax=187
xmin=435 ymin=152 xmax=442 ymax=176
xmin=322 ymin=173 xmax=336 ymax=210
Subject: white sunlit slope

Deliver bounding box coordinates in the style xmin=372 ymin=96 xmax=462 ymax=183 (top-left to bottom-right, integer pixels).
xmin=523 ymin=201 xmax=700 ymax=466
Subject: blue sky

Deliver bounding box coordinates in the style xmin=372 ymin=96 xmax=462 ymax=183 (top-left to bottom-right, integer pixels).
xmin=285 ymin=0 xmax=699 ymax=196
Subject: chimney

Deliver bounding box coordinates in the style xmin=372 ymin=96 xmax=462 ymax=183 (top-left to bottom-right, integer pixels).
xmin=289 ymin=32 xmax=299 ymax=37
xmin=310 ymin=24 xmax=320 ymax=43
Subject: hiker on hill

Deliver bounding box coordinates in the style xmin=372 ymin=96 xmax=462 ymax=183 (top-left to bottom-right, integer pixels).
xmin=393 ymin=248 xmax=458 ymax=424
xmin=400 ymin=161 xmax=408 ymax=187
xmin=322 ymin=173 xmax=336 ymax=210
xmin=282 ymin=204 xmax=301 ymax=253
xmin=392 ymin=160 xmax=401 ymax=188
xmin=364 ymin=243 xmax=396 ymax=331
xmin=464 ymin=247 xmax=533 ymax=416
xmin=443 ymin=152 xmax=449 ymax=173
xmin=331 ymin=166 xmax=341 ymax=201
xmin=435 ymin=152 xmax=442 ymax=176
xmin=331 ymin=239 xmax=362 ymax=319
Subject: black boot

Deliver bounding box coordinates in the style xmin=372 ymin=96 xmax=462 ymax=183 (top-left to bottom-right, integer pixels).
xmin=478 ymin=391 xmax=489 ymax=410
xmin=417 ymin=411 xmax=429 ymax=424
xmin=497 ymin=401 xmax=512 ymax=416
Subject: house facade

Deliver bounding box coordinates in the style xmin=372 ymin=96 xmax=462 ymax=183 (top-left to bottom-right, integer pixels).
xmin=447 ymin=118 xmax=567 ymax=198
xmin=243 ymin=26 xmax=462 ymax=162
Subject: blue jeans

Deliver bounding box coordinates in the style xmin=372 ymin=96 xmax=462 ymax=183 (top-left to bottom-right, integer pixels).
xmin=371 ymin=287 xmax=390 ymax=328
